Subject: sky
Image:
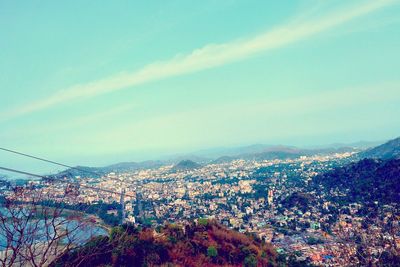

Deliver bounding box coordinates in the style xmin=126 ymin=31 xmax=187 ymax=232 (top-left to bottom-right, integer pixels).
xmin=1 ymin=0 xmax=400 ymax=174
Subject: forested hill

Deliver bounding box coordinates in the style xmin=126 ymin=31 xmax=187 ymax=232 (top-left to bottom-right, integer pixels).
xmin=172 ymin=159 xmax=202 ymax=171
xmin=52 ymin=220 xmax=282 ymax=267
xmin=358 ymin=136 xmax=400 ymax=160
xmin=312 ymin=158 xmax=400 ymax=205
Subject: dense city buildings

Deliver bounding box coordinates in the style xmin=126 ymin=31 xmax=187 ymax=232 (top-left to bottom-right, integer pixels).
xmin=5 ymin=151 xmax=398 ymax=266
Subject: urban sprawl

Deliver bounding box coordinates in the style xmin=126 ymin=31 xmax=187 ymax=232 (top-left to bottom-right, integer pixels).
xmin=4 ymin=152 xmax=399 ymax=266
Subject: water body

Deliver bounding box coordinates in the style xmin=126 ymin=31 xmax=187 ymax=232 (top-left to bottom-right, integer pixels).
xmin=0 ymin=217 xmax=108 ymax=250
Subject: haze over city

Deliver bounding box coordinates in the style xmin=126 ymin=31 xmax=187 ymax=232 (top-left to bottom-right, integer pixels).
xmin=1 ymin=1 xmax=400 ymax=266
xmin=1 ymin=0 xmax=400 ymax=169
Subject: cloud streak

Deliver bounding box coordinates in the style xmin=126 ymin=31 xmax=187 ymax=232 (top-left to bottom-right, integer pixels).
xmin=1 ymin=0 xmax=395 ymax=120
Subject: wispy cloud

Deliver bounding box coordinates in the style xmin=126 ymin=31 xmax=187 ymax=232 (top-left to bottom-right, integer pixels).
xmin=56 ymin=81 xmax=400 ymax=154
xmin=1 ymin=0 xmax=395 ymax=121
xmin=0 ymin=103 xmax=136 ymax=139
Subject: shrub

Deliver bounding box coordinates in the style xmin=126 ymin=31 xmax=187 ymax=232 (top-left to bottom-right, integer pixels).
xmin=198 ymin=218 xmax=208 ymax=226
xmin=207 ymin=246 xmax=218 ymax=257
xmin=244 ymin=254 xmax=257 ymax=267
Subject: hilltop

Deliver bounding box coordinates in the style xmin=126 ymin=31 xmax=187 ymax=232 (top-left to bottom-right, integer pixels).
xmin=52 ymin=220 xmax=281 ymax=267
xmin=172 ymin=160 xmax=202 ymax=171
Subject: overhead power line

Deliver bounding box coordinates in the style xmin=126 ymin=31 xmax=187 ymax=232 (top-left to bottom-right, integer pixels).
xmin=0 ymin=147 xmax=102 ymax=177
xmin=0 ymin=147 xmax=133 ymax=185
xmin=0 ymin=166 xmax=45 ymax=179
xmin=0 ymin=166 xmax=133 ymax=198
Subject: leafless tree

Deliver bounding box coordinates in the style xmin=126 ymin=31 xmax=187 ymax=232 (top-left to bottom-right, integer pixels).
xmin=0 ymin=184 xmax=102 ymax=267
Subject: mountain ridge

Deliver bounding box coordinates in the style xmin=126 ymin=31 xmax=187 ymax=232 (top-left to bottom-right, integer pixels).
xmin=49 ymin=140 xmax=386 ymax=178
xmin=358 ymin=137 xmax=400 ymax=160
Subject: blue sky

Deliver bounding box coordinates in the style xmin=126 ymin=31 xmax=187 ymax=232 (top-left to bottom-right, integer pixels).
xmin=1 ymin=0 xmax=400 ymax=173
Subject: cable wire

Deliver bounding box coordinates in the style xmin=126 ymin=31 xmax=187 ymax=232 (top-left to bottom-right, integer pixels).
xmin=0 ymin=147 xmax=103 ymax=176
xmin=0 ymin=166 xmax=134 ymax=197
xmin=0 ymin=147 xmax=133 ymax=185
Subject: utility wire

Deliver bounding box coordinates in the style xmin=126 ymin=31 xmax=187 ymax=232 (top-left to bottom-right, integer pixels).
xmin=0 ymin=147 xmax=103 ymax=177
xmin=0 ymin=166 xmax=134 ymax=198
xmin=0 ymin=147 xmax=133 ymax=185
xmin=0 ymin=166 xmax=44 ymax=179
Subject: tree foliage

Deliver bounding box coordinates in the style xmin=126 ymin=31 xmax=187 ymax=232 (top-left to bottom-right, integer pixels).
xmin=52 ymin=220 xmax=280 ymax=266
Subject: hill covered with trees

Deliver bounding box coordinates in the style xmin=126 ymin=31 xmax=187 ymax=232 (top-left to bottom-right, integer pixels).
xmin=172 ymin=160 xmax=202 ymax=171
xmin=52 ymin=219 xmax=281 ymax=267
xmin=358 ymin=136 xmax=400 ymax=160
xmin=312 ymin=158 xmax=400 ymax=205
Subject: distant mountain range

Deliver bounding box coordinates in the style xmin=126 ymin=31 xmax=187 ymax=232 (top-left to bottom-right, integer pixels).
xmin=52 ymin=145 xmax=360 ymax=178
xmin=212 ymin=145 xmax=359 ymax=163
xmin=173 ymin=140 xmax=382 ymax=160
xmin=50 ymin=138 xmax=397 ymax=179
xmin=309 ymin=140 xmax=384 ymax=150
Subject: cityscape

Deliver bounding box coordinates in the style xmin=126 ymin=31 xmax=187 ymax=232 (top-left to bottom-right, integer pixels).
xmin=1 ymin=0 xmax=400 ymax=266
xmin=1 ymin=143 xmax=399 ymax=266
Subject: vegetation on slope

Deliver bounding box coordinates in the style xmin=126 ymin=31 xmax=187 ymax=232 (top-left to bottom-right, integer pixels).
xmin=312 ymin=158 xmax=400 ymax=205
xmin=52 ymin=219 xmax=280 ymax=267
xmin=172 ymin=160 xmax=202 ymax=171
xmin=358 ymin=137 xmax=400 ymax=160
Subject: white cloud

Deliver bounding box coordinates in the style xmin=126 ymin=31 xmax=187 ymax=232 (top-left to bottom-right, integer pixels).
xmin=65 ymin=81 xmax=400 ymax=153
xmin=0 ymin=0 xmax=395 ymax=121
xmin=2 ymin=81 xmax=399 ymax=156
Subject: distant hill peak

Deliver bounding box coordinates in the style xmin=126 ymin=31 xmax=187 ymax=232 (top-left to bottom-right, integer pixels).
xmin=172 ymin=160 xmax=202 ymax=171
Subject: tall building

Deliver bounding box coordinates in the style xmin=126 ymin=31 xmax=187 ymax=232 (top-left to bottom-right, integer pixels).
xmin=120 ymin=187 xmax=125 ymax=224
xmin=267 ymin=189 xmax=274 ymax=206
